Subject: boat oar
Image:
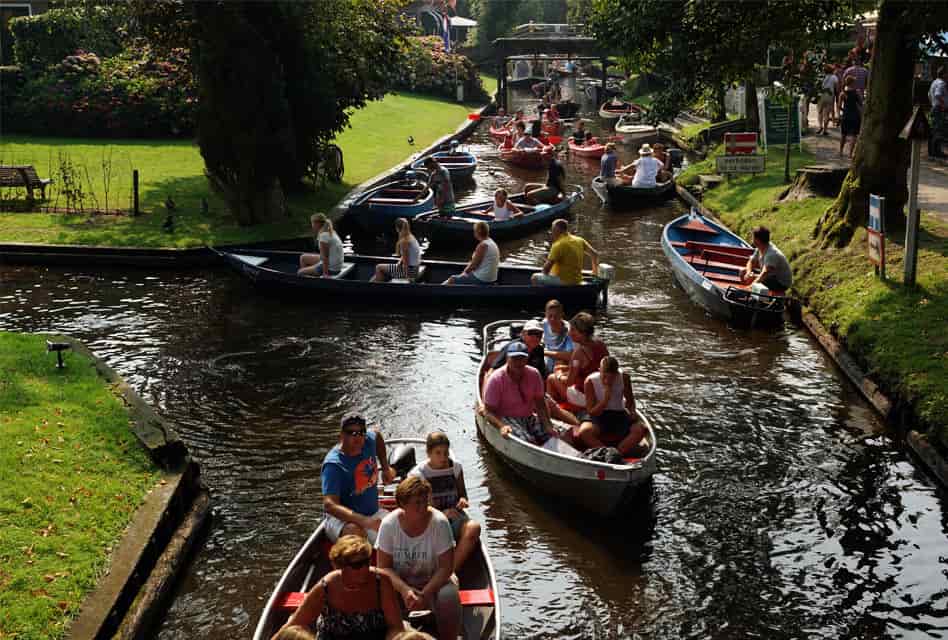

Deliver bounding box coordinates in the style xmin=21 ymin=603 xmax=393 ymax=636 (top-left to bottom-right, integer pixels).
xmin=468 ymin=113 xmax=481 ymax=121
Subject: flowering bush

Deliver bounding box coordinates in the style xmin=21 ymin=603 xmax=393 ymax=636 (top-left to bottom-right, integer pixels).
xmin=393 ymin=36 xmax=487 ymax=102
xmin=7 ymin=43 xmax=197 ymax=138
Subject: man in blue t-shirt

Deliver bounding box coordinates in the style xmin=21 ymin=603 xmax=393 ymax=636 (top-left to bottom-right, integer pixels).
xmin=321 ymin=412 xmax=397 ymax=543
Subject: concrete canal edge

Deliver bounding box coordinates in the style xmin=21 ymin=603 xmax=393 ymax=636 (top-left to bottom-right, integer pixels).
xmin=675 ymin=185 xmax=948 ymax=490
xmin=0 ymin=97 xmax=497 ymax=270
xmin=63 ymin=337 xmax=211 ymax=640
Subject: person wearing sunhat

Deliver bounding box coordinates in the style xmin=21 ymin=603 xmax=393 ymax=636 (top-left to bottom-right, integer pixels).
xmin=619 ymin=143 xmax=664 ymax=188
xmin=321 ymin=412 xmax=398 ymax=543
xmin=491 ymin=318 xmax=548 ymax=378
xmin=480 ymin=340 xmax=557 ymax=446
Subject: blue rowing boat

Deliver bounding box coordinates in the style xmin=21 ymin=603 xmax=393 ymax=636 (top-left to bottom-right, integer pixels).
xmin=412 ymin=187 xmax=583 ymax=246
xmin=410 ymin=149 xmax=478 ymax=181
xmin=346 ymin=175 xmax=434 ymax=233
xmin=661 ymin=210 xmax=787 ymax=325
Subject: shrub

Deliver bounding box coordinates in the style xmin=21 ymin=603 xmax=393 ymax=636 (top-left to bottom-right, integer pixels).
xmin=7 ymin=42 xmax=197 ymax=138
xmin=0 ymin=65 xmax=25 ymax=118
xmin=393 ymin=36 xmax=487 ymax=102
xmin=9 ymin=6 xmax=127 ymax=70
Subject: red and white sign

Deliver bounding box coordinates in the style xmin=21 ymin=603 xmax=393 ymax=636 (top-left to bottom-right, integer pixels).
xmin=867 ymin=229 xmax=885 ymax=266
xmin=725 ymin=132 xmax=758 ymax=155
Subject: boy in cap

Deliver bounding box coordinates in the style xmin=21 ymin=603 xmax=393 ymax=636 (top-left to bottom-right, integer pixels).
xmin=321 ymin=412 xmax=397 ymax=543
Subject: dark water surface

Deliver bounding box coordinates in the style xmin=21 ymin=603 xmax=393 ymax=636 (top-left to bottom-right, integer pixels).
xmin=1 ymin=93 xmax=946 ymax=640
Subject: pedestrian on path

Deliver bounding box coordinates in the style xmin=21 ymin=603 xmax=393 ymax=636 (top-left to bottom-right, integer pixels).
xmin=929 ymin=66 xmax=947 ymax=159
xmin=838 ymin=76 xmax=863 ymax=159
xmin=842 ymin=54 xmax=869 ymax=98
xmin=817 ymin=64 xmax=839 ymax=135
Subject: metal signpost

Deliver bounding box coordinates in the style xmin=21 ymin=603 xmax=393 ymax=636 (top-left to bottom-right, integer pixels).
xmin=868 ymin=194 xmax=885 ymax=279
xmin=716 ymin=132 xmax=764 ymax=176
xmin=898 ymin=106 xmax=931 ymax=288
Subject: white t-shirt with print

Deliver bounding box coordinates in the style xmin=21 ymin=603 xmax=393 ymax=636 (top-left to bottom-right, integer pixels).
xmin=376 ymin=509 xmax=454 ymax=590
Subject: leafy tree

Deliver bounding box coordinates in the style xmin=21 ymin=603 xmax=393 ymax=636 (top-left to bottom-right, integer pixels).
xmin=587 ymin=0 xmax=851 ymax=126
xmin=131 ymin=0 xmax=409 ymax=225
xmin=816 ymin=0 xmax=948 ymax=245
xmin=469 ymin=0 xmax=568 ymax=50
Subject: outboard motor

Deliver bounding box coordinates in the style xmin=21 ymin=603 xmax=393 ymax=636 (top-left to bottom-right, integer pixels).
xmin=389 ymin=444 xmax=416 ymax=479
xmin=668 ymin=148 xmax=684 ymax=169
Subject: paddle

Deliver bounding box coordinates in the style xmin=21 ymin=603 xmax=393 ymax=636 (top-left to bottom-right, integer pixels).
xmin=467 ymin=113 xmax=481 ymax=121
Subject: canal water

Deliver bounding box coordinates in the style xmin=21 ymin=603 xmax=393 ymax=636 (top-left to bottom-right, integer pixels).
xmin=1 ymin=90 xmax=946 ymax=639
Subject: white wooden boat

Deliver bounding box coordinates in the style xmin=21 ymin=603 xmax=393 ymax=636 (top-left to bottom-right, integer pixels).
xmin=474 ymin=321 xmax=658 ymax=516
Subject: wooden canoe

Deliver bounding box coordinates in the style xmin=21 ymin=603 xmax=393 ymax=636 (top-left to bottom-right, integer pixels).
xmin=413 ymin=187 xmax=583 ymax=246
xmin=213 ymin=249 xmax=611 ymax=309
xmin=474 ymin=320 xmax=658 ymax=516
xmin=661 ymin=210 xmax=787 ymax=325
xmin=252 ymin=438 xmax=501 ymax=640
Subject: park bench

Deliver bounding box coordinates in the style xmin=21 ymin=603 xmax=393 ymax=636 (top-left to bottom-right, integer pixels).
xmin=0 ymin=165 xmax=52 ymax=201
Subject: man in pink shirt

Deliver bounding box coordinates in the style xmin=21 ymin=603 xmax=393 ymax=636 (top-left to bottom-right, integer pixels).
xmin=481 ymin=341 xmax=557 ymax=445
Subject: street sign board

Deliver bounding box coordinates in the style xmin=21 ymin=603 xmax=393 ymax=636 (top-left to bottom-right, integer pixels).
xmin=725 ymin=132 xmax=758 ymax=155
xmin=716 ymin=154 xmax=766 ymax=174
xmin=759 ymin=97 xmax=801 ymax=147
xmin=868 ymin=194 xmax=886 ymax=273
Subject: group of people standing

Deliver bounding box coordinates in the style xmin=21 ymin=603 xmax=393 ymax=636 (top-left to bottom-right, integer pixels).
xmin=813 ymin=51 xmax=869 ymax=158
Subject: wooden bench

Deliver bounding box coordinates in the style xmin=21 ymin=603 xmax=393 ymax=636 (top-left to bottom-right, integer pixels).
xmin=0 ymin=165 xmax=52 ymax=201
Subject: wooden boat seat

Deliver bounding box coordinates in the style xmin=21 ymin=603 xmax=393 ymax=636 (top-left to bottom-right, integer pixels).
xmin=274 ymin=588 xmax=495 ymax=612
xmin=683 ymin=254 xmax=743 ymax=273
xmin=391 ymin=265 xmax=428 ymax=284
xmin=698 ymin=249 xmax=747 ymax=266
xmin=675 ymin=219 xmax=719 ymax=234
xmin=682 ymin=241 xmax=754 ymax=256
xmin=701 ymin=271 xmax=745 ymax=284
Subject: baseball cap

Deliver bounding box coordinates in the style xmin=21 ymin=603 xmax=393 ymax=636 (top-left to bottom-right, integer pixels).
xmin=523 ymin=319 xmax=544 ymax=333
xmin=506 ymin=341 xmax=530 ymax=358
xmin=340 ymin=412 xmax=367 ymax=430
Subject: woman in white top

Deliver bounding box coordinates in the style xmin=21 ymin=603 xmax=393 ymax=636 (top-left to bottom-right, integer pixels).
xmin=576 ymin=356 xmax=646 ymax=456
xmin=444 ymin=221 xmax=499 ymax=285
xmin=371 ymin=217 xmax=423 ymax=282
xmin=485 ymin=188 xmax=522 ymax=221
xmin=620 ymin=144 xmax=665 ymax=188
xmin=298 ymin=212 xmax=345 ymax=277
xmin=376 ymin=476 xmax=460 ymax=640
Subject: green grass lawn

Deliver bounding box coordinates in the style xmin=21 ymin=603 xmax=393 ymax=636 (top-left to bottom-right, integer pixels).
xmin=0 ymin=91 xmax=480 ymax=248
xmin=0 ymin=332 xmax=161 ymax=639
xmin=685 ymin=145 xmax=948 ymax=448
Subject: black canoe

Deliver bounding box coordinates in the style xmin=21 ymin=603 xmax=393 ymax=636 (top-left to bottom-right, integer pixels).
xmin=213 ymin=249 xmax=611 ymax=309
xmin=413 ymin=187 xmax=583 ymax=247
xmin=252 ymin=438 xmax=501 ymax=640
xmin=590 ymin=176 xmax=676 ymax=209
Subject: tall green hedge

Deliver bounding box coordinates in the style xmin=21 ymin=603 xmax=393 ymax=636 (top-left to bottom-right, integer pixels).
xmin=9 ymin=6 xmax=126 ymax=69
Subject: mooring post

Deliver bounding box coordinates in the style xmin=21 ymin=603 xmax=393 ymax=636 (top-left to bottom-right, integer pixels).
xmin=898 ymin=106 xmax=930 ymax=288
xmin=132 ymin=169 xmax=139 ymax=217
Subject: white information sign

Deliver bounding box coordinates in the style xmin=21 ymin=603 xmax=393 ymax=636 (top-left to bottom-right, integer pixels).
xmin=715 ymin=154 xmax=766 ymax=174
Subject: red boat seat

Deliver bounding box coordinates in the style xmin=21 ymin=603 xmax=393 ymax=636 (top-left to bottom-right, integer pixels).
xmin=459 ymin=589 xmax=495 ymax=606
xmin=275 ymin=591 xmax=306 ymax=611
xmin=685 ymin=241 xmax=753 ymax=257
xmin=699 ymin=249 xmax=747 ymax=266
xmin=701 ymin=271 xmax=745 ymax=284
xmin=683 ymin=254 xmax=743 ymax=273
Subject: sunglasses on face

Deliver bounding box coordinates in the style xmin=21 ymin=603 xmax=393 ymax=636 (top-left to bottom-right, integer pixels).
xmin=525 ymin=330 xmax=543 ymax=337
xmin=343 ymin=429 xmax=367 ymax=437
xmin=346 ymin=558 xmax=370 ymax=569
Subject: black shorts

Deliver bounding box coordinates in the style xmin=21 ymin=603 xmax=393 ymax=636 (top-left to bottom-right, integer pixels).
xmin=592 ymin=409 xmax=632 ymax=438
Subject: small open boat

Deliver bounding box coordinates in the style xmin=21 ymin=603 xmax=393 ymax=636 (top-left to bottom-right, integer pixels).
xmin=590 ymin=176 xmax=675 ymax=208
xmin=252 ymin=438 xmax=501 ymax=640
xmin=567 ymin=136 xmax=605 ymax=159
xmin=498 ymin=142 xmax=555 ymax=170
xmin=554 ymin=100 xmax=580 ymax=119
xmin=213 ymin=249 xmax=612 ymax=308
xmin=599 ymin=100 xmax=641 ymax=119
xmin=413 ymin=187 xmax=583 ymax=246
xmin=615 ymin=114 xmax=656 ymax=139
xmin=410 ymin=149 xmax=478 ymax=182
xmin=661 ymin=210 xmax=787 ymax=325
xmin=347 ymin=176 xmax=434 ymax=233
xmin=474 ymin=320 xmax=658 ymax=516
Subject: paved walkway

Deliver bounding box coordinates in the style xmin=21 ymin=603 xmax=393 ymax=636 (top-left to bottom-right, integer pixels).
xmin=801 ymin=125 xmax=948 ymax=227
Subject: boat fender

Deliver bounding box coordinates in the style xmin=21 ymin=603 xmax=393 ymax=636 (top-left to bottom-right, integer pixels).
xmin=597 ymin=263 xmax=615 ymax=281
xmin=389 ymin=444 xmax=416 ymax=479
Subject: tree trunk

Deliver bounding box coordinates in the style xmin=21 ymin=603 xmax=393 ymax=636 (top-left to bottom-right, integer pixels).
xmin=784 ymin=101 xmax=792 ymax=183
xmin=814 ymin=0 xmax=914 ymax=247
xmin=744 ymin=79 xmax=759 ymax=135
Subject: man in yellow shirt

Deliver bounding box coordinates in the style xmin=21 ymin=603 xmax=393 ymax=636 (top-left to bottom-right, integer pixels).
xmin=531 ymin=219 xmax=599 ymax=286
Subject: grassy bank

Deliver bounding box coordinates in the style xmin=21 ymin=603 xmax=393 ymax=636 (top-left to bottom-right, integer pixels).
xmin=0 ymin=90 xmax=480 ymax=248
xmin=680 ymin=146 xmax=948 ymax=447
xmin=0 ymin=332 xmax=161 ymax=638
